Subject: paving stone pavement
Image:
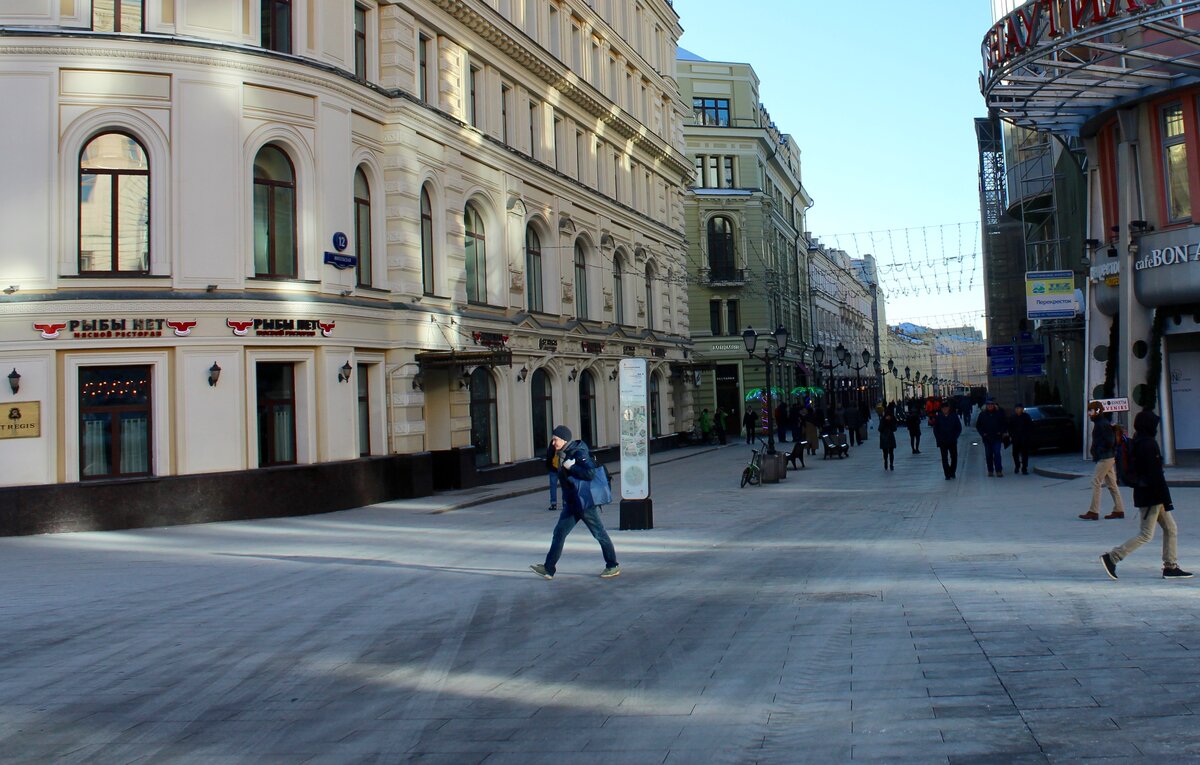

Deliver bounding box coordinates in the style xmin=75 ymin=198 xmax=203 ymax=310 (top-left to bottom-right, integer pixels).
xmin=2 ymin=436 xmax=1200 ymax=764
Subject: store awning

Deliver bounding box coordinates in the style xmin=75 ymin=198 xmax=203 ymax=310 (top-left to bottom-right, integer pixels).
xmin=416 ymin=349 xmax=512 ymax=372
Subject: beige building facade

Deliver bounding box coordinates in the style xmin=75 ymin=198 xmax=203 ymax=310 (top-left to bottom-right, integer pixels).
xmin=0 ymin=0 xmax=692 ymax=531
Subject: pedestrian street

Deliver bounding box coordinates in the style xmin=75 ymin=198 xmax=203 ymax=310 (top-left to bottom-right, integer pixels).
xmin=2 ymin=437 xmax=1199 ymax=764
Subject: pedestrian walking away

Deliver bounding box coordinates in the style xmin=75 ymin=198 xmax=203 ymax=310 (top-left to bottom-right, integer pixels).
xmin=1100 ymin=409 xmax=1192 ymax=580
xmin=1081 ymin=401 xmax=1127 ymax=521
xmin=1008 ymin=403 xmax=1033 ymax=475
xmin=844 ymin=406 xmax=862 ymax=447
xmin=878 ymin=405 xmax=898 ymax=471
xmin=531 ymin=426 xmax=620 ymax=580
xmin=714 ymin=406 xmax=728 ymax=445
xmin=905 ymin=407 xmax=922 ymax=454
xmin=544 ymin=445 xmax=560 ymax=512
xmin=976 ymin=398 xmax=1007 ymax=477
xmin=933 ymin=401 xmax=962 ymax=479
xmin=775 ymin=403 xmax=789 ymax=443
xmin=743 ymin=407 xmax=759 ymax=444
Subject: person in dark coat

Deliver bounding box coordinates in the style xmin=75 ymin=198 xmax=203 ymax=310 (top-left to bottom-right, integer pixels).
xmin=742 ymin=407 xmax=758 ymax=444
xmin=713 ymin=406 xmax=728 ymax=445
xmin=774 ymin=403 xmax=789 ymax=443
xmin=878 ymin=406 xmax=898 ymax=471
xmin=1100 ymin=410 xmax=1192 ymax=580
xmin=1008 ymin=403 xmax=1033 ymax=475
xmin=844 ymin=405 xmax=862 ymax=447
xmin=905 ymin=408 xmax=922 ymax=454
xmin=933 ymin=400 xmax=963 ymax=479
xmin=531 ymin=426 xmax=620 ymax=580
xmin=975 ymin=398 xmax=1008 ymax=477
xmin=1082 ymin=401 xmax=1126 ymax=521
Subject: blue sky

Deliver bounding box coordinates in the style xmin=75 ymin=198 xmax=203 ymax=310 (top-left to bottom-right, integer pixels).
xmin=675 ymin=0 xmax=995 ymax=329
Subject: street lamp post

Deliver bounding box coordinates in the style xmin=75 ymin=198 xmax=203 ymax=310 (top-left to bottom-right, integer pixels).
xmin=844 ymin=348 xmax=873 ymax=410
xmin=812 ymin=342 xmax=846 ymax=414
xmin=743 ymin=324 xmax=789 ymax=456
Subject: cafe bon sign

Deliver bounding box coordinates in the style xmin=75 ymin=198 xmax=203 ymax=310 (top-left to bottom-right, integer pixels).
xmin=983 ymin=0 xmax=1163 ymax=75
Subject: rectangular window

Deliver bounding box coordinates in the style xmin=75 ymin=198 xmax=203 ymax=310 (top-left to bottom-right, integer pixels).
xmin=257 ymin=362 xmax=297 ymax=466
xmin=261 ymin=0 xmax=292 ymax=53
xmin=705 ymin=156 xmax=718 ymax=188
xmin=79 ymin=365 xmax=153 ymax=479
xmin=693 ymin=97 xmax=730 ymax=127
xmin=93 ymin=0 xmax=143 ymax=32
xmin=418 ymin=34 xmax=431 ymax=102
xmin=591 ymin=39 xmax=601 ymax=85
xmin=570 ymin=21 xmax=582 ymax=72
xmin=500 ymin=83 xmax=512 ymax=143
xmin=595 ymin=141 xmax=604 ymax=193
xmin=613 ymin=155 xmax=621 ymax=203
xmin=1165 ymin=103 xmax=1191 ymax=222
xmin=630 ymin=161 xmax=640 ymax=208
xmin=709 ymin=299 xmax=721 ymax=336
xmin=726 ymin=300 xmax=739 ymax=336
xmin=529 ymin=101 xmax=539 ymax=158
xmin=608 ymin=56 xmax=618 ymax=99
xmin=723 ymin=156 xmax=735 ymax=188
xmin=467 ymin=65 xmax=481 ymax=127
xmin=553 ymin=114 xmax=564 ymax=169
xmin=357 ymin=364 xmax=371 ymax=456
xmin=353 ymin=5 xmax=368 ymax=79
xmin=524 ymin=0 xmax=538 ymax=36
xmin=575 ymin=130 xmax=585 ymax=181
xmin=548 ymin=3 xmax=560 ymax=55
xmin=694 ymin=155 xmax=703 ymax=187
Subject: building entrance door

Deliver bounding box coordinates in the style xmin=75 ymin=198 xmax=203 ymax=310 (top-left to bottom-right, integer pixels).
xmin=715 ymin=364 xmax=741 ymax=420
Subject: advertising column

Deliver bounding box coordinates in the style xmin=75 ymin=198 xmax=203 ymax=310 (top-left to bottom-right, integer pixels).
xmin=618 ymin=357 xmax=653 ymax=530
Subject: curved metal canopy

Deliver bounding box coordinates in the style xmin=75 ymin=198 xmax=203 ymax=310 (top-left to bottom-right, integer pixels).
xmin=982 ymin=0 xmax=1200 ymax=135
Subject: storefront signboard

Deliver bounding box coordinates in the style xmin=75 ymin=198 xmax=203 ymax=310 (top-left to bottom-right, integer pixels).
xmin=1026 ymin=271 xmax=1077 ymax=319
xmin=1090 ymin=397 xmax=1129 ymax=413
xmin=618 ymin=358 xmax=650 ymax=501
xmin=0 ymin=402 xmax=40 ymax=439
xmin=34 ymin=318 xmax=171 ymax=339
xmin=226 ymin=319 xmax=335 ymax=337
xmin=1134 ymin=232 xmax=1200 ymax=305
xmin=707 ymin=342 xmax=744 ymax=353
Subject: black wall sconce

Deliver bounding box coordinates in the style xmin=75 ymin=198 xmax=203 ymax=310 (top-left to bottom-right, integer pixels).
xmin=411 ymin=373 xmax=424 ymax=391
xmin=7 ymin=367 xmax=20 ymax=395
xmin=609 ymin=368 xmax=619 ymax=381
xmin=568 ymin=368 xmax=578 ymax=382
xmin=338 ymin=361 xmax=353 ymax=383
xmin=460 ymin=370 xmax=472 ymax=390
xmin=1129 ymin=220 xmax=1151 ymax=234
xmin=1106 ymin=245 xmax=1118 ymax=258
xmin=207 ymin=362 xmax=221 ymax=387
xmin=517 ymin=366 xmax=529 ymax=382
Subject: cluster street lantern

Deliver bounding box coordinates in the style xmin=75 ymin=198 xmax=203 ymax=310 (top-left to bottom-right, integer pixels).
xmin=842 ymin=347 xmax=873 ymax=408
xmin=812 ymin=342 xmax=847 ymax=410
xmin=742 ymin=324 xmax=789 ymax=456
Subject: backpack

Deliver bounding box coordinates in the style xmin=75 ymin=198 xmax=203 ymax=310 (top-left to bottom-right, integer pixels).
xmin=1114 ymin=433 xmax=1139 ymax=487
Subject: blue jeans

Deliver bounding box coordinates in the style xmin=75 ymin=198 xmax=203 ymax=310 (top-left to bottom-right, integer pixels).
xmin=544 ymin=504 xmax=618 ymax=574
xmin=547 ymin=471 xmax=559 ymax=505
xmin=984 ymin=438 xmax=1003 ymax=473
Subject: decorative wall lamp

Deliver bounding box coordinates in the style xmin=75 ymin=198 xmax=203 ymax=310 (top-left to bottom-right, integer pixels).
xmin=609 ymin=368 xmax=619 ymax=381
xmin=1083 ymin=238 xmax=1101 ymax=268
xmin=207 ymin=362 xmax=221 ymax=387
xmin=517 ymin=366 xmax=529 ymax=382
xmin=1129 ymin=220 xmax=1150 ymax=235
xmin=568 ymin=368 xmax=578 ymax=382
xmin=7 ymin=368 xmax=20 ymax=395
xmin=460 ymin=371 xmax=472 ymax=390
xmin=338 ymin=361 xmax=353 ymax=383
xmin=412 ymin=373 xmax=424 ymax=391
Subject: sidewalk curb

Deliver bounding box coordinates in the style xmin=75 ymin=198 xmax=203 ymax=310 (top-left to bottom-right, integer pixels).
xmin=431 ymin=444 xmax=727 ymax=514
xmin=1032 ymin=465 xmax=1200 ymax=488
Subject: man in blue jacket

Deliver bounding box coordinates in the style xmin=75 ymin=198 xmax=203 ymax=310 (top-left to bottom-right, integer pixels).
xmin=933 ymin=400 xmax=963 ymax=480
xmin=531 ymin=426 xmax=620 ymax=580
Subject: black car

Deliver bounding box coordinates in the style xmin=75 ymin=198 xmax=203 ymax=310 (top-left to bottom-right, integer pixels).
xmin=1024 ymin=405 xmax=1078 ymax=451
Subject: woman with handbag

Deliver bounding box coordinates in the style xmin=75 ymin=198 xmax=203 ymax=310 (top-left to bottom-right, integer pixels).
xmin=530 ymin=426 xmax=620 ymax=580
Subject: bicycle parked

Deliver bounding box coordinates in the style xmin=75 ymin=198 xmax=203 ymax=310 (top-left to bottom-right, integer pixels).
xmin=740 ymin=438 xmax=767 ymax=488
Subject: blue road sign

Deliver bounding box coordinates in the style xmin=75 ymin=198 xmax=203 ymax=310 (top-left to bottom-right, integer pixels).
xmin=1018 ymin=343 xmax=1045 ymax=354
xmin=992 ymin=368 xmax=1016 ymax=378
xmin=1017 ymin=364 xmax=1045 ymax=376
xmin=987 ymin=345 xmax=1015 ymax=357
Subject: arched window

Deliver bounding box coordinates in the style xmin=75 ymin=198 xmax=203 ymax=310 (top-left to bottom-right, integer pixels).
xmin=578 ymin=369 xmax=597 ymax=446
xmin=79 ymin=132 xmax=149 ymax=274
xmin=469 ymin=367 xmax=498 ymax=467
xmin=262 ymin=0 xmax=292 ymax=53
xmin=645 ymin=262 xmax=656 ymax=329
xmin=464 ymin=203 xmax=488 ymax=303
xmin=613 ymin=255 xmax=625 ymax=325
xmin=574 ymin=240 xmax=589 ymax=320
xmin=649 ymin=372 xmax=661 ymax=437
xmin=531 ymin=369 xmax=553 ymax=457
xmin=420 ymin=185 xmax=435 ymax=295
xmin=707 ymin=216 xmax=735 ymax=280
xmin=526 ymin=225 xmax=543 ymax=313
xmin=253 ymin=144 xmax=297 ymax=278
xmin=354 ymin=167 xmax=372 ymax=287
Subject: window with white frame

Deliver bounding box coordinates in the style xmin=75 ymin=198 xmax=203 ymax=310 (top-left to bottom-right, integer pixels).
xmin=464 ymin=203 xmax=488 ymax=303
xmin=93 ymin=0 xmax=142 ymax=32
xmin=353 ymin=166 xmax=372 ymax=287
xmin=526 ymin=224 xmax=543 ymax=312
xmin=353 ymin=5 xmax=368 ymax=79
xmin=574 ymin=240 xmax=589 ymax=319
xmin=78 ymin=132 xmax=150 ymax=274
xmin=1164 ymin=102 xmax=1191 ymax=222
xmin=261 ymin=0 xmax=291 ymax=53
xmin=252 ymin=144 xmax=297 ymax=278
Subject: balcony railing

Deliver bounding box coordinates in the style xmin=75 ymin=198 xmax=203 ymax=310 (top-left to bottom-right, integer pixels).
xmin=700 ymin=267 xmax=746 ymax=286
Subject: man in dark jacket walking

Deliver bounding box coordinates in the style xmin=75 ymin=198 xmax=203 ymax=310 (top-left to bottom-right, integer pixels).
xmin=933 ymin=400 xmax=963 ymax=479
xmin=531 ymin=426 xmax=620 ymax=580
xmin=905 ymin=408 xmax=922 ymax=454
xmin=1008 ymin=403 xmax=1033 ymax=475
xmin=975 ymin=398 xmax=1007 ymax=477
xmin=1081 ymin=401 xmax=1126 ymax=521
xmin=1100 ymin=410 xmax=1192 ymax=580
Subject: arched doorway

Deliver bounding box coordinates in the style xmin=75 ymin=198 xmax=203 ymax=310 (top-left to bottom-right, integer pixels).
xmin=578 ymin=369 xmax=597 ymax=446
xmin=469 ymin=367 xmax=498 ymax=467
xmin=531 ymin=368 xmax=553 ymax=457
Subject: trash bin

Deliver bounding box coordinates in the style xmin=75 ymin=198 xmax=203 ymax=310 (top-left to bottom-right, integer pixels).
xmin=761 ymin=452 xmax=787 ymax=483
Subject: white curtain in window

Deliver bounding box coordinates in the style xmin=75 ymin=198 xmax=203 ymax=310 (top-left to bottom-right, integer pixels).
xmin=274 ymin=406 xmax=295 ymax=462
xmin=82 ymin=419 xmax=110 ymax=476
xmin=120 ymin=415 xmax=149 ymax=473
